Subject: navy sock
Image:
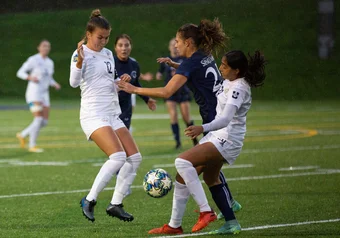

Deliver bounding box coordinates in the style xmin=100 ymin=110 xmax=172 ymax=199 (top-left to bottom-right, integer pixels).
xmin=219 ymin=171 xmax=234 ymax=202
xmin=209 ymin=183 xmax=235 ymax=221
xmin=171 ymin=123 xmax=180 ymax=145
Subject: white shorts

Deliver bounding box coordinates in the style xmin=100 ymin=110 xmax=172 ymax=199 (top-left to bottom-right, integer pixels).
xmin=26 ymin=91 xmax=50 ymax=107
xmin=80 ymin=114 xmax=126 ymax=141
xmin=199 ymin=132 xmax=242 ymax=165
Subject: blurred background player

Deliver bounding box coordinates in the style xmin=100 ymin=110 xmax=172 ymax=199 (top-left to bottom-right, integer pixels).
xmin=114 ymin=34 xmax=156 ymax=131
xmin=70 ymin=9 xmax=143 ymax=223
xmin=156 ymin=38 xmax=197 ymax=149
xmin=16 ymin=39 xmax=61 ymax=153
xmin=118 ymin=18 xmax=241 ymax=229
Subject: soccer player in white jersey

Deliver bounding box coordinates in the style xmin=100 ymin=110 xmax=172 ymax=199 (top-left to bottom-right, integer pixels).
xmin=16 ymin=39 xmax=61 ymax=153
xmin=69 ymin=9 xmax=142 ymax=223
xmin=148 ymin=50 xmax=266 ymax=235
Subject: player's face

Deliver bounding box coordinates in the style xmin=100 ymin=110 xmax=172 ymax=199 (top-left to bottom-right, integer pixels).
xmin=175 ymin=33 xmax=186 ymax=57
xmin=87 ymin=28 xmax=111 ymax=51
xmin=38 ymin=41 xmax=51 ymax=57
xmin=219 ymin=57 xmax=239 ymax=81
xmin=115 ymin=38 xmax=132 ymax=61
xmin=168 ymin=38 xmax=178 ymax=56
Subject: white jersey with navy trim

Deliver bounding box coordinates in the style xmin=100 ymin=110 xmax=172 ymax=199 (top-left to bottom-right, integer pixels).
xmin=16 ymin=53 xmax=56 ymax=104
xmin=69 ymin=45 xmax=121 ymax=119
xmin=211 ymin=77 xmax=252 ymax=146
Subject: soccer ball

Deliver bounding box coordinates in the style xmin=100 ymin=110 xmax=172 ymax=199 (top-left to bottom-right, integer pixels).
xmin=143 ymin=168 xmax=173 ymax=198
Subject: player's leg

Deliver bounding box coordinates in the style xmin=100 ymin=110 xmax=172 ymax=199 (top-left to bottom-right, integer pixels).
xmin=130 ymin=94 xmax=136 ymax=133
xmin=106 ymin=117 xmax=142 ymax=221
xmin=80 ymin=123 xmax=127 ymax=222
xmin=166 ymin=100 xmax=181 ymax=149
xmin=179 ymin=101 xmax=198 ymax=146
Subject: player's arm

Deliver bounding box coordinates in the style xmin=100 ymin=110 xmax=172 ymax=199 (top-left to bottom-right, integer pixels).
xmin=185 ymin=89 xmax=246 ymax=138
xmin=16 ymin=57 xmax=38 ymax=83
xmin=118 ymin=74 xmax=187 ymax=99
xmin=70 ymin=41 xmax=84 ymax=88
xmin=49 ymin=62 xmax=61 ymax=90
xmin=157 ymin=57 xmax=180 ymax=69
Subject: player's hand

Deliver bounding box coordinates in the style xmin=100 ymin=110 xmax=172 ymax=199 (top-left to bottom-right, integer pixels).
xmin=120 ymin=73 xmax=131 ymax=82
xmin=147 ymin=98 xmax=157 ymax=111
xmin=185 ymin=126 xmax=203 ymax=139
xmin=76 ymin=40 xmax=85 ymax=68
xmin=156 ymin=72 xmax=162 ymax=80
xmin=157 ymin=57 xmax=174 ymax=67
xmin=118 ymin=81 xmax=136 ymax=94
xmin=27 ymin=75 xmax=39 ymax=83
xmin=140 ymin=72 xmax=154 ymax=81
xmin=54 ymin=82 xmax=61 ymax=90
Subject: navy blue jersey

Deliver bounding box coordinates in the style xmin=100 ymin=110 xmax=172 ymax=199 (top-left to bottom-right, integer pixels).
xmin=158 ymin=56 xmax=191 ymax=101
xmin=114 ymin=56 xmax=149 ymax=113
xmin=176 ymin=50 xmax=223 ymax=123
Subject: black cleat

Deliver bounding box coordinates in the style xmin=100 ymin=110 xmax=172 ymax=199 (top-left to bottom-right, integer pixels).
xmin=80 ymin=196 xmax=96 ymax=222
xmin=106 ymin=203 xmax=134 ymax=222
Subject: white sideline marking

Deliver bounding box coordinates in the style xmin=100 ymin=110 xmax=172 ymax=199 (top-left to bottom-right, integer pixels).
xmin=152 ymin=164 xmax=254 ymax=169
xmin=1 ymin=169 xmax=339 ymax=199
xmin=155 ymin=218 xmax=340 ymax=238
xmin=279 ymin=165 xmax=319 ymax=171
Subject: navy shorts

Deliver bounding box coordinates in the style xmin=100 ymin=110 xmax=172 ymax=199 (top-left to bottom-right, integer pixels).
xmin=165 ymin=88 xmax=191 ymax=103
xmin=119 ymin=108 xmax=132 ymax=129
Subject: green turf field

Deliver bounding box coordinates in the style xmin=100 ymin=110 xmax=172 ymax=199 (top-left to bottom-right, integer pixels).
xmin=0 ymin=100 xmax=340 ymax=237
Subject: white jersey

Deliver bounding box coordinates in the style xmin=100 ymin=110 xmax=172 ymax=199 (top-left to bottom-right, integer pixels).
xmin=69 ymin=45 xmax=121 ymax=119
xmin=211 ymin=78 xmax=252 ymax=146
xmin=16 ymin=54 xmax=56 ymax=104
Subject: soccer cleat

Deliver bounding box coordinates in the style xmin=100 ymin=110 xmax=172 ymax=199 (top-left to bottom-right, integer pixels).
xmin=217 ymin=200 xmax=242 ymax=220
xmin=208 ymin=220 xmax=241 ymax=235
xmin=16 ymin=133 xmax=26 ymax=148
xmin=192 ymin=210 xmax=217 ymax=232
xmin=175 ymin=143 xmax=182 ymax=150
xmin=28 ymin=147 xmax=44 ymax=153
xmin=148 ymin=224 xmax=183 ymax=235
xmin=106 ymin=203 xmax=134 ymax=222
xmin=80 ymin=196 xmax=96 ymax=222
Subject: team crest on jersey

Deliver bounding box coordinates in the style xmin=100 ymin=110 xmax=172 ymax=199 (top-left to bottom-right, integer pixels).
xmin=131 ymin=71 xmax=137 ymax=79
xmin=224 ymin=87 xmax=229 ymax=95
xmin=73 ymin=54 xmax=78 ymax=62
xmin=232 ymin=91 xmax=240 ymax=99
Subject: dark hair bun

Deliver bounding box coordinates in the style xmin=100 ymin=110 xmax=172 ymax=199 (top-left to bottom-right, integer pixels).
xmin=90 ymin=9 xmax=101 ymax=19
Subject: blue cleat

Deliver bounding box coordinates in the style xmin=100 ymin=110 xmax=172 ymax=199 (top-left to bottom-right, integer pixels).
xmin=217 ymin=200 xmax=242 ymax=220
xmin=208 ymin=219 xmax=241 ymax=235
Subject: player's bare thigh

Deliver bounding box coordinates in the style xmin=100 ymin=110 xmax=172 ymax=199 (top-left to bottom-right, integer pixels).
xmin=115 ymin=127 xmax=139 ymax=157
xmin=90 ymin=126 xmax=124 ymax=156
xmin=42 ymin=106 xmax=50 ymax=120
xmin=31 ymin=101 xmax=43 ymax=117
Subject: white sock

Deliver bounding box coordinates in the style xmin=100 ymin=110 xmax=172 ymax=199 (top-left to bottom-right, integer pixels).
xmin=169 ymin=181 xmax=190 ymax=228
xmin=111 ymin=152 xmax=142 ymax=205
xmin=86 ymin=151 xmax=126 ymax=201
xmin=41 ymin=119 xmax=48 ymax=127
xmin=175 ymin=158 xmax=211 ymax=212
xmin=21 ymin=117 xmax=42 ymax=138
xmin=28 ymin=117 xmax=43 ymax=148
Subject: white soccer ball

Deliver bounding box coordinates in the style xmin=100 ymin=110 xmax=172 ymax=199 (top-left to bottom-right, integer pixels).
xmin=143 ymin=168 xmax=173 ymax=198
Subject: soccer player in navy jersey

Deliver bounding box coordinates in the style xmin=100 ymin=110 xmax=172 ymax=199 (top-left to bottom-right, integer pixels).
xmin=156 ymin=38 xmax=197 ymax=149
xmin=114 ymin=34 xmax=156 ymax=129
xmin=119 ymin=19 xmax=241 ymax=230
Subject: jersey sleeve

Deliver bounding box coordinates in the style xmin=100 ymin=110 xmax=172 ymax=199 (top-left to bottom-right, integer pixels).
xmin=49 ymin=60 xmax=57 ymax=86
xmin=16 ymin=56 xmax=35 ymax=80
xmin=202 ymin=104 xmax=237 ymax=132
xmin=175 ymin=59 xmax=192 ymax=78
xmin=69 ymin=50 xmax=82 ymax=88
xmin=225 ymin=87 xmax=247 ymax=109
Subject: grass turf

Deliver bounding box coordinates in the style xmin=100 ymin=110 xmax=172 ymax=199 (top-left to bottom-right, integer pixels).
xmin=0 ymin=100 xmax=339 ymax=237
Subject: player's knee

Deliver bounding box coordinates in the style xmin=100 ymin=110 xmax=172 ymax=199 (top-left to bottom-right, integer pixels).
xmin=109 ymin=151 xmax=127 ymax=164
xmin=203 ymin=172 xmax=220 ymax=187
xmin=127 ymin=152 xmax=142 ymax=167
xmin=175 ymin=158 xmax=193 ymax=171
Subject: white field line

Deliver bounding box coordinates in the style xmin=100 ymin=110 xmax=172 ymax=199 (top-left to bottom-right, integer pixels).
xmin=1 ymin=169 xmax=339 ymax=199
xmin=279 ymin=166 xmax=320 ymax=171
xmin=155 ymin=218 xmax=340 ymax=238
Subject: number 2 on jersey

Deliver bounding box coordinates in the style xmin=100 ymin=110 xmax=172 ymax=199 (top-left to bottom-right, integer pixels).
xmin=205 ymin=65 xmax=221 ymax=93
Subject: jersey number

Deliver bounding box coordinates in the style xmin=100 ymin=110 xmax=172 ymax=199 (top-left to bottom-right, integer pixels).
xmin=205 ymin=66 xmax=221 ymax=93
xmin=104 ymin=61 xmax=112 ymax=74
